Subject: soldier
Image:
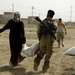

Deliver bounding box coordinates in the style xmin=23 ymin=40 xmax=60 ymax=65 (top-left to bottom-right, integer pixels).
xmin=33 ymin=10 xmax=57 ymax=73
xmin=0 ymin=12 xmax=26 ymax=68
xmin=56 ymin=18 xmax=67 ymax=48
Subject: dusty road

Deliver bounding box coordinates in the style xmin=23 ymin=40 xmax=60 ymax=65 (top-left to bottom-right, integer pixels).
xmin=0 ymin=25 xmax=75 ymax=75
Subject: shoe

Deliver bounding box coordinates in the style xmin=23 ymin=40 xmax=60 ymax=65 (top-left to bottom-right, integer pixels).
xmin=42 ymin=65 xmax=49 ymax=73
xmin=42 ymin=61 xmax=49 ymax=73
xmin=33 ymin=62 xmax=38 ymax=71
xmin=58 ymin=43 xmax=60 ymax=48
xmin=9 ymin=61 xmax=14 ymax=69
xmin=18 ymin=55 xmax=26 ymax=63
xmin=61 ymin=42 xmax=64 ymax=47
xmin=9 ymin=61 xmax=21 ymax=69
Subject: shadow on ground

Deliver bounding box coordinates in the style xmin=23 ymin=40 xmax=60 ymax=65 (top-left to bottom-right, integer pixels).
xmin=0 ymin=65 xmax=44 ymax=75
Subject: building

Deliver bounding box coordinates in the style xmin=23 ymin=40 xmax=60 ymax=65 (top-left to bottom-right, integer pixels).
xmin=0 ymin=12 xmax=39 ymax=25
xmin=21 ymin=18 xmax=28 ymax=25
xmin=28 ymin=16 xmax=38 ymax=24
xmin=0 ymin=12 xmax=28 ymax=25
xmin=0 ymin=12 xmax=13 ymax=24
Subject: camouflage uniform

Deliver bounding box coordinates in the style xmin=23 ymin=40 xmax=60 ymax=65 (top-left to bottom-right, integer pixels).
xmin=34 ymin=18 xmax=57 ymax=72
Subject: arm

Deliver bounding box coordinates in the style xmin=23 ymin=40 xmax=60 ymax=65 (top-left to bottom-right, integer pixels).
xmin=37 ymin=23 xmax=42 ymax=40
xmin=21 ymin=22 xmax=26 ymax=44
xmin=63 ymin=22 xmax=67 ymax=34
xmin=0 ymin=19 xmax=11 ymax=33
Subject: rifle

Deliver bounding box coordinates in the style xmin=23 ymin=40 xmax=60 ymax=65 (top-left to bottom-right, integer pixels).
xmin=35 ymin=17 xmax=56 ymax=40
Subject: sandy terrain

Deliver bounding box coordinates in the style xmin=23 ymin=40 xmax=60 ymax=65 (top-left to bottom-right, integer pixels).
xmin=0 ymin=25 xmax=75 ymax=75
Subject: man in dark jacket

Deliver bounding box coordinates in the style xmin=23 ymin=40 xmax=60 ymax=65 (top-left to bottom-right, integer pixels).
xmin=0 ymin=12 xmax=26 ymax=68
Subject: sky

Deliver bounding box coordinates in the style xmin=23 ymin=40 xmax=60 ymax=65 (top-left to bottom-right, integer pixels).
xmin=0 ymin=0 xmax=75 ymax=22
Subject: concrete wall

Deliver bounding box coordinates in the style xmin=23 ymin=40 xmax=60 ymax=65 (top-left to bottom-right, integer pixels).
xmin=21 ymin=18 xmax=28 ymax=25
xmin=28 ymin=16 xmax=38 ymax=24
xmin=0 ymin=12 xmax=38 ymax=25
xmin=0 ymin=12 xmax=13 ymax=24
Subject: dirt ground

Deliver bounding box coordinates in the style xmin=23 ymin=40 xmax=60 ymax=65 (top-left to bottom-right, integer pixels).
xmin=0 ymin=25 xmax=75 ymax=75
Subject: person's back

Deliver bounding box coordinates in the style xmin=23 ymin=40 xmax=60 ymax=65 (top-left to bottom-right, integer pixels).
xmin=56 ymin=18 xmax=67 ymax=48
xmin=57 ymin=18 xmax=65 ymax=33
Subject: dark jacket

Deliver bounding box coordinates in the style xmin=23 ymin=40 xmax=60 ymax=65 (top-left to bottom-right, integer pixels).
xmin=0 ymin=19 xmax=26 ymax=51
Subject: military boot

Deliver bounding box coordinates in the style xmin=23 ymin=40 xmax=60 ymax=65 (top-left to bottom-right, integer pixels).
xmin=42 ymin=60 xmax=49 ymax=73
xmin=34 ymin=62 xmax=39 ymax=71
xmin=33 ymin=52 xmax=44 ymax=71
xmin=58 ymin=41 xmax=60 ymax=48
xmin=33 ymin=57 xmax=40 ymax=71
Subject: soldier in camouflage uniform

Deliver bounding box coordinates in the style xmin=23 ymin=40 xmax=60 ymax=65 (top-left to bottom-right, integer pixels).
xmin=33 ymin=10 xmax=57 ymax=73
